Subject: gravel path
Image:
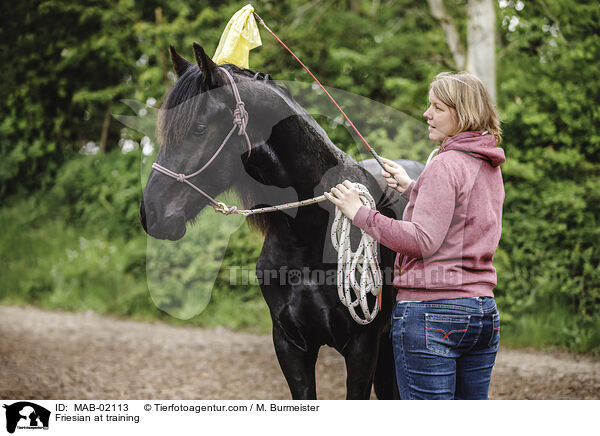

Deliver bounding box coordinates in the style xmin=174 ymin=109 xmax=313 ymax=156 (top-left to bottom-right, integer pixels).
xmin=1 ymin=305 xmax=598 ymax=400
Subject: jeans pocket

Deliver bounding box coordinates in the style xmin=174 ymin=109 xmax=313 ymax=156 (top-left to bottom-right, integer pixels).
xmin=488 ymin=312 xmax=500 ymax=350
xmin=425 ymin=313 xmax=471 ymax=356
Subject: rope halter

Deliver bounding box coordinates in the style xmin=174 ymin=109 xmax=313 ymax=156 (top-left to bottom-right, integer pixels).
xmin=151 ymin=67 xmax=252 ymax=212
xmin=233 ymin=101 xmax=249 ymax=137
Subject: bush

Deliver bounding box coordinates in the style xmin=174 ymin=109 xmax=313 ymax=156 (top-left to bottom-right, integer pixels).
xmin=49 ymin=150 xmax=142 ymax=238
xmin=0 ymin=151 xmax=271 ymax=332
xmin=495 ymin=147 xmax=600 ymax=353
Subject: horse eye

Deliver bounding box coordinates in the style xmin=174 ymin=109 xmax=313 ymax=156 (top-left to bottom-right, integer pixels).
xmin=193 ymin=123 xmax=206 ymax=136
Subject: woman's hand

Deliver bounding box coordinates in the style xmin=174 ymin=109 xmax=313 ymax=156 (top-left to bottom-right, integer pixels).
xmin=324 ymin=180 xmax=363 ymax=220
xmin=380 ymin=157 xmax=413 ymax=193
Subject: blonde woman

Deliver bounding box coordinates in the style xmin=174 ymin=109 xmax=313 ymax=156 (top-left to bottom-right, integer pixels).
xmin=325 ymin=72 xmax=505 ymax=399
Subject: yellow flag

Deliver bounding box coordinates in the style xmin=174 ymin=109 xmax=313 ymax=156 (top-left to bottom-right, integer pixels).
xmin=213 ymin=4 xmax=262 ymax=68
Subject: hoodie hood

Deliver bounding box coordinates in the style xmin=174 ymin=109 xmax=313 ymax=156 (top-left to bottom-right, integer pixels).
xmin=441 ymin=131 xmax=505 ymax=167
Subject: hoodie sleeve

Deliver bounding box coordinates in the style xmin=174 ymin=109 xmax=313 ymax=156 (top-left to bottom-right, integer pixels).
xmin=352 ymin=159 xmax=456 ymax=258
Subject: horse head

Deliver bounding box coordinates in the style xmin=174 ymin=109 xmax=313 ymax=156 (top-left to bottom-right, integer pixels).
xmin=141 ymin=40 xmax=329 ymax=240
xmin=140 ymin=43 xmax=252 ymax=240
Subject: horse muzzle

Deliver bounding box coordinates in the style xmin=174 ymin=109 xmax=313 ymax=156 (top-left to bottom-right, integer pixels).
xmin=140 ymin=199 xmax=187 ymax=241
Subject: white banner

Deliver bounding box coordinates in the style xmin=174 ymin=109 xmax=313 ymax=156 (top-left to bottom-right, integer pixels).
xmin=0 ymin=400 xmax=597 ymax=435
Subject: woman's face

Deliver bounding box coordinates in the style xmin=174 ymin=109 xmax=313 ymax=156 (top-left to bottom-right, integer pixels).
xmin=423 ymin=89 xmax=458 ymax=143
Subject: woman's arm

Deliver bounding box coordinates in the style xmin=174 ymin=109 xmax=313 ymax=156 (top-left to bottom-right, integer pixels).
xmin=328 ymin=159 xmax=456 ymax=259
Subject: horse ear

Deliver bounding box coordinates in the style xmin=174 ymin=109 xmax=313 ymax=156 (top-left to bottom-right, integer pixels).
xmin=192 ymin=42 xmax=217 ymax=88
xmin=169 ymin=45 xmax=193 ymax=78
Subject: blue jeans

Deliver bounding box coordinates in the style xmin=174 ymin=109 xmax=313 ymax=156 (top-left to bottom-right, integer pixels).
xmin=391 ymin=297 xmax=500 ymax=400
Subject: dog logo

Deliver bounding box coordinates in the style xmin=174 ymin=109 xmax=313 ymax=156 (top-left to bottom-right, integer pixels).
xmin=3 ymin=402 xmax=50 ymax=433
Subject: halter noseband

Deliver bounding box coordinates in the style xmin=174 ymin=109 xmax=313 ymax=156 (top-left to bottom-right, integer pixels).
xmin=151 ymin=67 xmax=252 ymax=214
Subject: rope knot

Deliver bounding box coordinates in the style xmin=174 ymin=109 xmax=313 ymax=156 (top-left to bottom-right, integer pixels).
xmin=175 ymin=174 xmax=185 ymax=183
xmin=233 ymin=101 xmax=248 ymax=135
xmin=214 ymin=202 xmax=238 ymax=215
xmin=224 ymin=205 xmax=238 ymax=215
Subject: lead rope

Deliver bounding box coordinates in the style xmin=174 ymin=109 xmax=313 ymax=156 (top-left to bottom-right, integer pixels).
xmin=182 ymin=179 xmax=383 ymax=324
xmin=217 ymin=183 xmax=383 ymax=324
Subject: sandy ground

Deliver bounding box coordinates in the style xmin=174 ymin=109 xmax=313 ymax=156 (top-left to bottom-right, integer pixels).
xmin=1 ymin=305 xmax=598 ymax=400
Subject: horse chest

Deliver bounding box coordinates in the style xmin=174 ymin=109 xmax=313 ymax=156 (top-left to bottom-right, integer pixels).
xmin=259 ymin=270 xmax=355 ymax=351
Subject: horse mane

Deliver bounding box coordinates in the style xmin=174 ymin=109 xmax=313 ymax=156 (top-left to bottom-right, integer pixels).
xmin=157 ymin=67 xmax=203 ymax=147
xmin=157 ymin=64 xmax=292 ymax=148
xmin=221 ymin=64 xmax=294 ymax=100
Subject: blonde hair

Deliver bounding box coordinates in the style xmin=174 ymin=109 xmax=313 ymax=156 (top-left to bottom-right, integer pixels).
xmin=429 ymin=71 xmax=502 ymax=145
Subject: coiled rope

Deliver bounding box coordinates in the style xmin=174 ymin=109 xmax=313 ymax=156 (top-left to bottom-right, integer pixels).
xmin=330 ymin=183 xmax=382 ymax=325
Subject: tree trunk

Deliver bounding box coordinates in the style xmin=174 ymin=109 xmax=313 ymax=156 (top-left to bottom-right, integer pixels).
xmin=426 ymin=0 xmax=466 ymax=70
xmin=467 ymin=0 xmax=497 ymax=102
xmin=155 ymin=7 xmax=170 ymax=87
xmin=99 ymin=101 xmax=112 ymax=153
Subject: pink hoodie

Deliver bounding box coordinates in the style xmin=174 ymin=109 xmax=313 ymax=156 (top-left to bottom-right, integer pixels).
xmin=353 ymin=130 xmax=506 ymax=301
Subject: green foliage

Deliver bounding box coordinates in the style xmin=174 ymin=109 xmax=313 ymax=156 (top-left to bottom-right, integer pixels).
xmin=1 ymin=0 xmax=599 ymax=352
xmin=49 ymin=149 xmax=142 ymax=238
xmin=0 ymin=175 xmax=270 ymax=333
xmin=249 ymin=0 xmax=444 ymax=160
xmin=189 ymin=221 xmax=270 ymax=333
xmin=0 ymin=194 xmax=151 ymax=317
xmin=497 ymin=0 xmax=600 ymax=160
xmin=0 ymin=0 xmax=141 ymax=196
xmin=495 ymin=147 xmax=600 ymax=353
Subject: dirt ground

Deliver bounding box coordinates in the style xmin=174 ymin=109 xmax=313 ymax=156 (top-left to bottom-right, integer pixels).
xmin=1 ymin=305 xmax=598 ymax=400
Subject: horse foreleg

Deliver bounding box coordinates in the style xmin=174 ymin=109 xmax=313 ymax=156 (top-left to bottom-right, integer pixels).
xmin=272 ymin=324 xmax=319 ymax=400
xmin=343 ymin=333 xmax=380 ymax=400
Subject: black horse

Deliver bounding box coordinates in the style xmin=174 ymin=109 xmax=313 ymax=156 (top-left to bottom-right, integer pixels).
xmin=140 ymin=42 xmax=424 ymax=399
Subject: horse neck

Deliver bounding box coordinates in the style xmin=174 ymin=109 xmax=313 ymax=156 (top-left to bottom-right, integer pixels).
xmin=233 ymin=81 xmax=357 ymax=233
xmin=238 ymin=85 xmax=349 ymax=193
